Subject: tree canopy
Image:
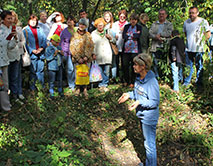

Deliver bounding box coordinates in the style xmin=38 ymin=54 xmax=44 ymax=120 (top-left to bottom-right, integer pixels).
xmin=1 ymin=0 xmax=212 ymax=31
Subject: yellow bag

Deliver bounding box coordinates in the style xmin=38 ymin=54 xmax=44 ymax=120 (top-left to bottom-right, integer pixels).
xmin=75 ymin=64 xmax=90 ymax=85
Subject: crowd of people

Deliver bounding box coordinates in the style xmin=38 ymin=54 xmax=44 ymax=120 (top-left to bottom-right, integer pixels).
xmin=0 ymin=6 xmax=212 ymax=166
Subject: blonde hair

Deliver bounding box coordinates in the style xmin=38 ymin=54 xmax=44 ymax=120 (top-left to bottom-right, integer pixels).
xmin=133 ymin=53 xmax=152 ymax=71
xmin=94 ymin=18 xmax=106 ymax=28
xmin=103 ymin=11 xmax=114 ymax=28
xmin=11 ymin=10 xmax=19 ymax=25
xmin=140 ymin=13 xmax=149 ymax=21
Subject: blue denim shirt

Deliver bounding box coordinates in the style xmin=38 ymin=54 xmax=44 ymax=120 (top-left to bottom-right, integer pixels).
xmin=45 ymin=43 xmax=62 ymax=71
xmin=23 ymin=26 xmax=47 ymax=60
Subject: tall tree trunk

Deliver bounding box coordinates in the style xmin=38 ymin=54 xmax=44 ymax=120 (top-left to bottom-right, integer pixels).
xmin=82 ymin=0 xmax=88 ymax=11
xmin=91 ymin=0 xmax=101 ymax=20
xmin=28 ymin=0 xmax=33 ymax=15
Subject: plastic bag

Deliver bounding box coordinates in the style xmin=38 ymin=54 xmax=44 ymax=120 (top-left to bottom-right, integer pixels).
xmin=22 ymin=45 xmax=31 ymax=67
xmin=75 ymin=64 xmax=90 ymax=85
xmin=89 ymin=61 xmax=102 ymax=82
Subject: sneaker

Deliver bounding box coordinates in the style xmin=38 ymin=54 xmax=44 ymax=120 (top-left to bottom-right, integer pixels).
xmin=18 ymin=94 xmax=25 ymax=100
xmin=15 ymin=98 xmax=24 ymax=105
xmin=67 ymin=88 xmax=75 ymax=93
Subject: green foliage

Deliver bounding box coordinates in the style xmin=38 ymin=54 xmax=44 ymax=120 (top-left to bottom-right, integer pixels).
xmin=0 ymin=83 xmax=212 ymax=165
xmin=0 ymin=124 xmax=20 ymax=148
xmin=0 ymin=0 xmax=212 ymax=165
xmin=1 ymin=0 xmax=212 ymax=27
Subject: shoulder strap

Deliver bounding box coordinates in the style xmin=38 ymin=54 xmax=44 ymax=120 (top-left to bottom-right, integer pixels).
xmin=25 ymin=29 xmax=29 ymax=45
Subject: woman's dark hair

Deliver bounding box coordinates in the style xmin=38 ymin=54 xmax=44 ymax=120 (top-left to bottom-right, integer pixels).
xmin=118 ymin=9 xmax=127 ymax=18
xmin=67 ymin=15 xmax=76 ymax=23
xmin=28 ymin=14 xmax=38 ymax=26
xmin=172 ymin=30 xmax=180 ymax=37
xmin=1 ymin=10 xmax=12 ymax=20
xmin=130 ymin=13 xmax=139 ymax=21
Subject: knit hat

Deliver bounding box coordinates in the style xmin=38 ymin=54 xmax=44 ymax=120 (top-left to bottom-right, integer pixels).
xmin=50 ymin=34 xmax=61 ymax=42
xmin=78 ymin=18 xmax=89 ymax=28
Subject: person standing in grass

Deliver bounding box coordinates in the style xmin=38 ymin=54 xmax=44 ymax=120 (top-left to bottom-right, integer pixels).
xmin=91 ymin=18 xmax=112 ymax=92
xmin=183 ymin=6 xmax=210 ymax=88
xmin=118 ymin=53 xmax=160 ymax=166
xmin=122 ymin=13 xmax=142 ymax=88
xmin=70 ymin=18 xmax=94 ymax=98
xmin=60 ymin=15 xmax=77 ymax=91
xmin=45 ymin=34 xmax=64 ymax=98
xmin=169 ymin=30 xmax=185 ymax=92
xmin=23 ymin=14 xmax=47 ymax=91
xmin=103 ymin=11 xmax=117 ymax=83
xmin=0 ymin=10 xmax=18 ymax=111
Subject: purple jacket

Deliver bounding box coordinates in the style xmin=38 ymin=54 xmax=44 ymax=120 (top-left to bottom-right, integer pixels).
xmin=60 ymin=28 xmax=72 ymax=56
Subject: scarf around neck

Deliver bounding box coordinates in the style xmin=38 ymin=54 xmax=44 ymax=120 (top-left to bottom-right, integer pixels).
xmin=118 ymin=20 xmax=126 ymax=29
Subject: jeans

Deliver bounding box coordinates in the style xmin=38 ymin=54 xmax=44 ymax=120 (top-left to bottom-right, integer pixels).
xmin=171 ymin=62 xmax=183 ymax=91
xmin=208 ymin=46 xmax=212 ymax=62
xmin=17 ymin=57 xmax=23 ymax=95
xmin=184 ymin=52 xmax=203 ymax=86
xmin=99 ymin=64 xmax=110 ymax=87
xmin=122 ymin=53 xmax=137 ymax=84
xmin=30 ymin=59 xmax=45 ymax=90
xmin=141 ymin=122 xmax=157 ymax=166
xmin=8 ymin=60 xmax=19 ymax=95
xmin=48 ymin=66 xmax=63 ymax=95
xmin=116 ymin=52 xmax=122 ymax=78
xmin=63 ymin=54 xmax=75 ymax=89
xmin=111 ymin=54 xmax=117 ymax=78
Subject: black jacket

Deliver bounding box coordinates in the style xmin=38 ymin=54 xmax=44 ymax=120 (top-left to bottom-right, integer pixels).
xmin=169 ymin=36 xmax=185 ymax=63
xmin=122 ymin=24 xmax=142 ymax=53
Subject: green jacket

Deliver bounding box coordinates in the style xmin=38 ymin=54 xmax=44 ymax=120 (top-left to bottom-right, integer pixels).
xmin=139 ymin=22 xmax=149 ymax=52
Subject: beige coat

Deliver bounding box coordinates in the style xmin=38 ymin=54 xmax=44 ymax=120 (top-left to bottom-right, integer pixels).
xmin=91 ymin=30 xmax=112 ymax=65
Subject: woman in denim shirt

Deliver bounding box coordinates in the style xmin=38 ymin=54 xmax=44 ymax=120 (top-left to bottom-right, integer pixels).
xmin=23 ymin=14 xmax=47 ymax=91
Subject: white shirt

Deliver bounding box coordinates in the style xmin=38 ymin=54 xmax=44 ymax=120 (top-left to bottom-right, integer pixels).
xmin=112 ymin=21 xmax=128 ymax=52
xmin=183 ymin=17 xmax=210 ymax=52
xmin=38 ymin=21 xmax=50 ymax=38
xmin=0 ymin=24 xmax=18 ymax=67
